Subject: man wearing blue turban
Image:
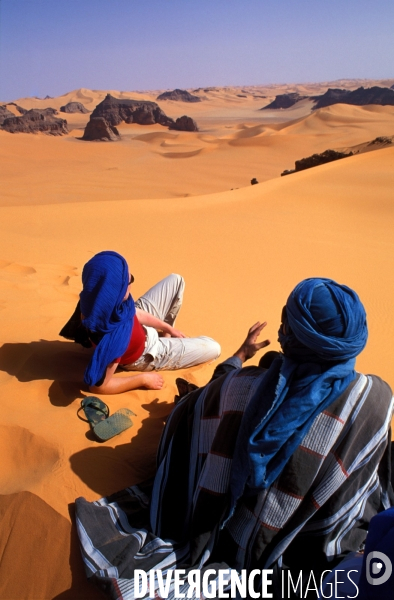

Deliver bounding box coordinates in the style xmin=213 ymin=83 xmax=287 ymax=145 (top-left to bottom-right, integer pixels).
xmin=76 ymin=277 xmax=393 ymax=599
xmin=62 ymin=251 xmax=220 ymax=393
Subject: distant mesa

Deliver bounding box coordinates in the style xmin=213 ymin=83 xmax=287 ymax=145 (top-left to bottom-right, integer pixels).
xmin=281 ymin=149 xmax=353 ymax=176
xmin=312 ymin=86 xmax=394 ymax=109
xmin=0 ymin=108 xmax=68 ymax=135
xmin=81 ymin=94 xmax=198 ymax=140
xmin=82 ymin=117 xmax=120 ymax=141
xmin=169 ymin=115 xmax=198 ymax=132
xmin=261 ymin=86 xmax=394 ymax=111
xmin=193 ymin=87 xmax=219 ymax=93
xmin=44 ymin=95 xmax=53 ymax=99
xmin=261 ymin=93 xmax=307 ymax=110
xmin=60 ymin=101 xmax=90 ymax=114
xmin=156 ymin=89 xmax=201 ymax=102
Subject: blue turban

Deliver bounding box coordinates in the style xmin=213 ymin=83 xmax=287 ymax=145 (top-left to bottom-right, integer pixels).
xmin=279 ymin=278 xmax=368 ymax=362
xmin=229 ymin=278 xmax=368 ymax=517
xmin=80 ymin=251 xmax=135 ymax=386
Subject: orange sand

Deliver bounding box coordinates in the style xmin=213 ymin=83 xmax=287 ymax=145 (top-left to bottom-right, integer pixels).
xmin=1 ymin=80 xmax=394 ymax=599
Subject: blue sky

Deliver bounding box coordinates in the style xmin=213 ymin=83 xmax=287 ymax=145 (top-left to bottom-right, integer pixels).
xmin=0 ymin=0 xmax=393 ymax=101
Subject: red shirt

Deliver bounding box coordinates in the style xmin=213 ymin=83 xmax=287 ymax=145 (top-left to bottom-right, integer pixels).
xmin=114 ymin=314 xmax=146 ymax=365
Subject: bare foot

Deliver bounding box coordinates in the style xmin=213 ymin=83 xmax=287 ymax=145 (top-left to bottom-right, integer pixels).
xmin=142 ymin=372 xmax=164 ymax=390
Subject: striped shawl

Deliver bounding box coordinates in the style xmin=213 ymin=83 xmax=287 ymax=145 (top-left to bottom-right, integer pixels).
xmin=75 ymin=367 xmax=393 ymax=599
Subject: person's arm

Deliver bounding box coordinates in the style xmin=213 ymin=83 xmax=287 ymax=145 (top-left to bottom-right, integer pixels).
xmin=135 ymin=308 xmax=186 ymax=338
xmin=210 ymin=322 xmax=270 ymax=382
xmin=89 ymin=361 xmax=164 ymax=395
xmin=233 ymin=321 xmax=270 ymax=363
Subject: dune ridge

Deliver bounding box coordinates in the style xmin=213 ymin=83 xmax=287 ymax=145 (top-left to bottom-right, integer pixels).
xmin=1 ymin=80 xmax=394 ymax=598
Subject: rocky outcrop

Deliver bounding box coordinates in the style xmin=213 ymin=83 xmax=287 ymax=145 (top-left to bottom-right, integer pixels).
xmin=261 ymin=93 xmax=307 ymax=110
xmin=281 ymin=149 xmax=353 ymax=176
xmin=260 ymin=86 xmax=394 ymax=112
xmin=3 ymin=102 xmax=27 ymax=115
xmin=1 ymin=108 xmax=68 ymax=135
xmin=0 ymin=105 xmax=16 ymax=125
xmin=312 ymin=86 xmax=394 ymax=109
xmin=169 ymin=115 xmax=198 ymax=132
xmin=60 ymin=101 xmax=90 ymax=113
xmin=156 ymin=89 xmax=201 ymax=102
xmin=81 ymin=117 xmax=120 ymax=141
xmin=295 ymin=149 xmax=353 ymax=170
xmin=82 ymin=94 xmax=198 ymax=138
xmin=89 ymin=94 xmax=174 ymax=127
xmin=367 ymin=136 xmax=393 ymax=147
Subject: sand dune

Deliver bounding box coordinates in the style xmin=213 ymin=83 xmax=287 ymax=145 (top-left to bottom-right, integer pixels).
xmin=1 ymin=81 xmax=394 ymax=598
xmin=1 ymin=89 xmax=394 ymax=206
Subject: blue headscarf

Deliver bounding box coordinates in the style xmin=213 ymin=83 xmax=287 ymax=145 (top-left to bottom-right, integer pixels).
xmin=230 ymin=278 xmax=368 ymax=513
xmin=80 ymin=251 xmax=135 ymax=386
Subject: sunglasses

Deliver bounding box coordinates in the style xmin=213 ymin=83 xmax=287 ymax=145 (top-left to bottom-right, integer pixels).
xmin=129 ymin=274 xmax=135 ymax=285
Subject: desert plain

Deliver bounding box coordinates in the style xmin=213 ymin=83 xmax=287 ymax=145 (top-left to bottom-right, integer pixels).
xmin=1 ymin=78 xmax=394 ymax=599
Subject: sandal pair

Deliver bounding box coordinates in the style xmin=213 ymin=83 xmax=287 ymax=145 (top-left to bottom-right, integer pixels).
xmin=78 ymin=397 xmax=136 ymax=441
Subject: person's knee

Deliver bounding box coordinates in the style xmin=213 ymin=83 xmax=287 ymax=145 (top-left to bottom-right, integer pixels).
xmin=207 ymin=339 xmax=221 ymax=360
xmin=169 ymin=273 xmax=184 ymax=288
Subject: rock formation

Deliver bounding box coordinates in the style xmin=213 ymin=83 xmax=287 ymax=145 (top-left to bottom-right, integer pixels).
xmin=60 ymin=102 xmax=90 ymax=114
xmin=82 ymin=94 xmax=198 ymax=139
xmin=156 ymin=89 xmax=201 ymax=102
xmin=261 ymin=93 xmax=307 ymax=110
xmin=367 ymin=136 xmax=393 ymax=147
xmin=281 ymin=149 xmax=353 ymax=176
xmin=81 ymin=117 xmax=120 ymax=141
xmin=261 ymin=86 xmax=394 ymax=112
xmin=89 ymin=94 xmax=174 ymax=127
xmin=169 ymin=115 xmax=198 ymax=132
xmin=312 ymin=86 xmax=394 ymax=109
xmin=2 ymin=102 xmax=27 ymax=115
xmin=1 ymin=108 xmax=68 ymax=135
xmin=0 ymin=105 xmax=16 ymax=125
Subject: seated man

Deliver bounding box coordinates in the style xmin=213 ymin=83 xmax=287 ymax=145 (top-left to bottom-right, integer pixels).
xmin=75 ymin=277 xmax=393 ymax=598
xmin=60 ymin=250 xmax=221 ymax=394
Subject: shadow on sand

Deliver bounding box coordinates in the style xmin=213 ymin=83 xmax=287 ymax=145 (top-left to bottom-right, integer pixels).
xmin=60 ymin=398 xmax=174 ymax=598
xmin=0 ymin=340 xmax=90 ymax=405
xmin=69 ymin=397 xmax=172 ymax=496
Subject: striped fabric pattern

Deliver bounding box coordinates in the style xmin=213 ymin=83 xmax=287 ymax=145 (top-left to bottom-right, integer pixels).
xmin=75 ymin=367 xmax=393 ymax=599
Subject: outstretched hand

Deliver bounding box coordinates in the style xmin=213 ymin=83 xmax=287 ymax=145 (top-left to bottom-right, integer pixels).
xmin=233 ymin=321 xmax=270 ymax=363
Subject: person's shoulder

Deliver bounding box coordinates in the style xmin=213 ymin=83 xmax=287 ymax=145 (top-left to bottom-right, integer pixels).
xmin=364 ymin=373 xmax=393 ymax=400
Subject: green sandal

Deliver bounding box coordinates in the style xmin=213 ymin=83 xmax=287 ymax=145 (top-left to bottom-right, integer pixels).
xmin=78 ymin=397 xmax=136 ymax=442
xmin=93 ymin=408 xmax=136 ymax=442
xmin=78 ymin=396 xmax=109 ymax=425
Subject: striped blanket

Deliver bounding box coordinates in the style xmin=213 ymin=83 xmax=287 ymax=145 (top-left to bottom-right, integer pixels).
xmin=75 ymin=366 xmax=393 ymax=599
